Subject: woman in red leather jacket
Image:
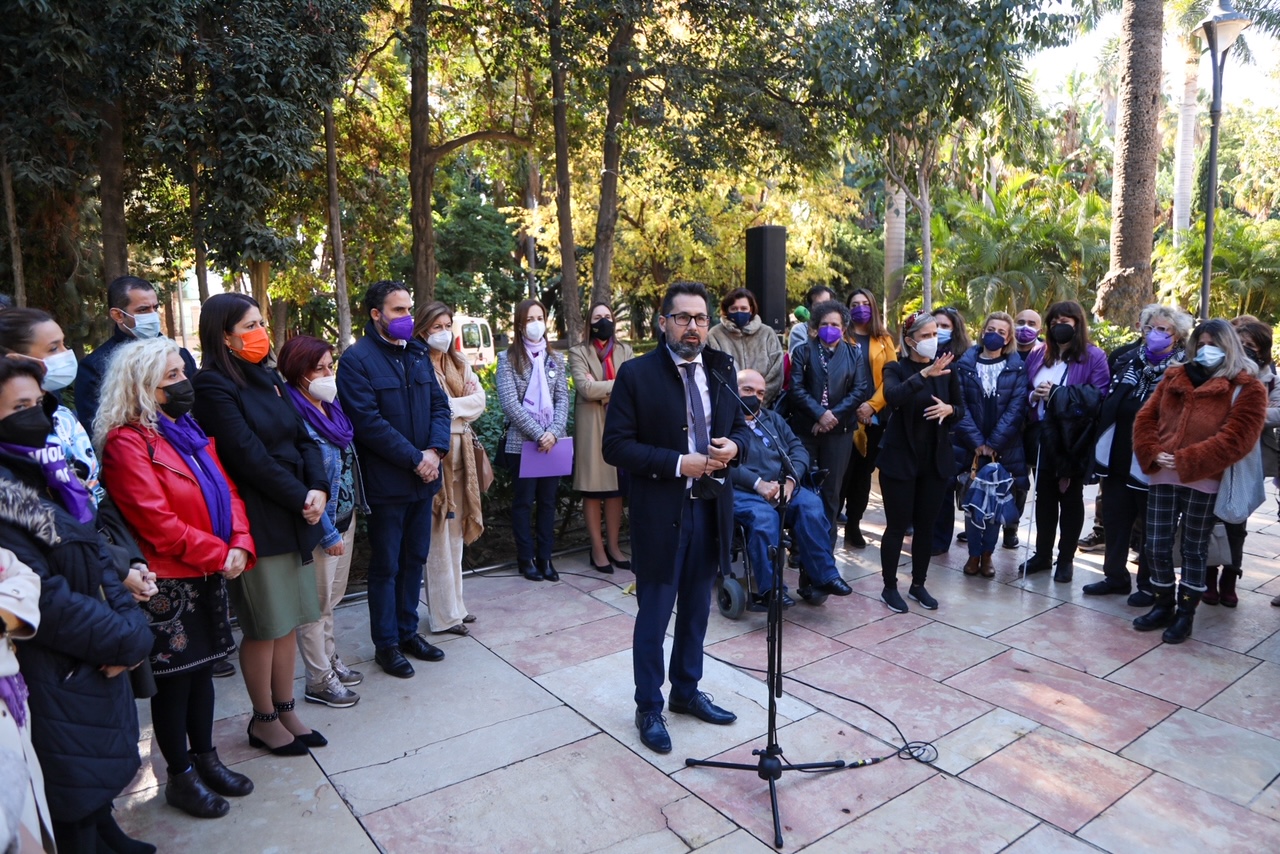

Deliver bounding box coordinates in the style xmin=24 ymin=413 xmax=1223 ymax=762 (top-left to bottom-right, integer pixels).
xmin=96 ymin=338 xmax=258 ymax=820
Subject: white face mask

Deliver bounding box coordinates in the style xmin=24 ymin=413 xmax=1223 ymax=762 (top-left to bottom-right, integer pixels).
xmin=41 ymin=349 xmax=79 ymax=392
xmin=307 ymin=375 xmax=338 ymax=403
xmin=127 ymin=312 xmax=163 ymax=340
xmin=524 ymin=320 xmax=546 ymax=342
xmin=427 ymin=331 xmax=453 ymax=352
xmin=910 ymin=336 xmax=939 ymax=361
xmin=1194 ymin=344 xmax=1226 ymax=368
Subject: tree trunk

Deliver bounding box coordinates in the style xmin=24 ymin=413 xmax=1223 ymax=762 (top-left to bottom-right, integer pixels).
xmin=1 ymin=154 xmax=25 ymax=307
xmin=883 ymin=183 xmax=906 ymax=321
xmin=324 ymin=103 xmax=352 ymax=350
xmin=590 ymin=21 xmax=636 ymax=309
xmin=163 ymin=290 xmax=177 ymax=339
xmin=549 ymin=0 xmax=584 ymax=342
xmin=189 ymin=165 xmax=209 ymax=303
xmin=99 ymin=98 xmax=128 ymax=284
xmin=918 ymin=168 xmax=934 ymax=312
xmin=522 ymin=152 xmax=540 ymax=299
xmin=1171 ymin=36 xmax=1199 ymax=246
xmin=271 ymin=296 xmax=288 ymax=350
xmin=1097 ymin=0 xmax=1162 ymax=326
xmin=409 ymin=0 xmax=435 ymax=306
xmin=248 ymin=259 xmax=271 ymax=330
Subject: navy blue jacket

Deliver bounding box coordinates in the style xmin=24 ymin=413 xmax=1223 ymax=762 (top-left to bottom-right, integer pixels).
xmin=0 ymin=462 xmax=152 ymax=823
xmin=951 ymin=346 xmax=1030 ymax=483
xmin=336 ymin=321 xmax=452 ymax=504
xmin=76 ymin=327 xmax=198 ymax=433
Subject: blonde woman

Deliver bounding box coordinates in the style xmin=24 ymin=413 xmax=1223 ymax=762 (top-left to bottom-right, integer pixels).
xmin=416 ymin=302 xmax=486 ymax=634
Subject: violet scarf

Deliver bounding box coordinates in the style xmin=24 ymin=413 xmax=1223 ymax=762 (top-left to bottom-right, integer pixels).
xmin=157 ymin=415 xmax=233 ymax=542
xmin=286 ymin=384 xmax=355 ymax=449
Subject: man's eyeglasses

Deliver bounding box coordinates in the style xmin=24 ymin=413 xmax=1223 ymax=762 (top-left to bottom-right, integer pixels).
xmin=666 ymin=312 xmax=711 ymax=328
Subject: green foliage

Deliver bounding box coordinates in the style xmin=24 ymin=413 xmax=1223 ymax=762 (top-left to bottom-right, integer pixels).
xmin=1154 ymin=213 xmax=1280 ymax=320
xmin=434 ymin=185 xmax=526 ymax=324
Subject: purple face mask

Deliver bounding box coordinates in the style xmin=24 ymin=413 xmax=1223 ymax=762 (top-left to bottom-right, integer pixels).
xmin=818 ymin=326 xmax=843 ymax=345
xmin=850 ymin=304 xmax=873 ymax=325
xmin=1145 ymin=329 xmax=1173 ymax=361
xmin=386 ymin=315 xmax=416 ymax=341
xmin=1015 ymin=325 xmax=1039 ymax=345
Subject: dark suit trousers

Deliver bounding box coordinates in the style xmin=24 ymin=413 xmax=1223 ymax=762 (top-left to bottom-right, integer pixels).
xmin=633 ymin=494 xmax=717 ymax=713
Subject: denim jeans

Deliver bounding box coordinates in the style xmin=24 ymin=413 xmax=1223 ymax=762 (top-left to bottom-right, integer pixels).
xmin=365 ymin=499 xmax=433 ymax=650
xmin=735 ymin=486 xmax=839 ymax=592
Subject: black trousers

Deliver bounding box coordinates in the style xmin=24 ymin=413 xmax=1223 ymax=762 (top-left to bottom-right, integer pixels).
xmin=151 ymin=665 xmax=217 ymax=774
xmin=801 ymin=429 xmax=855 ymax=548
xmin=1221 ymin=520 xmax=1248 ymax=569
xmin=880 ymin=472 xmax=950 ymax=588
xmin=841 ymin=424 xmax=884 ymax=532
xmin=1035 ymin=472 xmax=1086 ymax=563
xmin=1099 ymin=478 xmax=1149 ymax=589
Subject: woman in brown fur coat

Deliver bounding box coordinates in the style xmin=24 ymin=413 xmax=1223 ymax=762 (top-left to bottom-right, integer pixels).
xmin=1132 ymin=319 xmax=1266 ymax=643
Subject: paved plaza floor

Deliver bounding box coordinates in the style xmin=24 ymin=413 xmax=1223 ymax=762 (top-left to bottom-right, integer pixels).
xmin=114 ymin=487 xmax=1280 ymax=852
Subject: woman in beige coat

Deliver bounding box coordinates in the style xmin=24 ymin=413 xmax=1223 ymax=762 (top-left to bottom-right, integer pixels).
xmin=568 ymin=302 xmax=634 ymax=573
xmin=1 ymin=547 xmax=53 ymax=853
xmin=417 ymin=302 xmax=487 ymax=634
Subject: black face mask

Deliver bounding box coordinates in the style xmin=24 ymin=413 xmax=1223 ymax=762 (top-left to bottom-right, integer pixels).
xmin=590 ymin=318 xmax=615 ymax=342
xmin=0 ymin=406 xmax=53 ymax=449
xmin=740 ymin=394 xmax=762 ymax=415
xmin=159 ymin=379 xmax=196 ymax=419
xmin=1245 ymin=347 xmax=1263 ymax=366
xmin=1049 ymin=323 xmax=1075 ymax=345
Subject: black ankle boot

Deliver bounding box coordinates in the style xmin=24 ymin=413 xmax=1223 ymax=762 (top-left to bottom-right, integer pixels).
xmin=95 ymin=808 xmax=156 ymax=854
xmin=1019 ymin=554 xmax=1051 ymax=574
xmin=1053 ymin=559 xmax=1074 ymax=583
xmin=1162 ymin=585 xmax=1202 ymax=644
xmin=1133 ymin=586 xmax=1176 ymax=631
xmin=190 ymin=748 xmax=254 ymax=797
xmin=538 ymin=560 xmax=559 ymax=581
xmin=165 ymin=767 xmax=230 ymax=818
xmin=520 ymin=560 xmax=541 ymax=581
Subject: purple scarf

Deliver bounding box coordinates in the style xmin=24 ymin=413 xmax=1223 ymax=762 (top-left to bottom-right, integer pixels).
xmin=286 ymin=385 xmax=355 ymax=449
xmin=0 ymin=440 xmax=95 ymax=524
xmin=0 ymin=672 xmax=28 ymax=728
xmin=157 ymin=415 xmax=233 ymax=542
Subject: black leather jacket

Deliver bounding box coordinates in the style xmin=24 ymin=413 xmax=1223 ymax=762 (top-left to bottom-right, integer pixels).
xmin=787 ymin=337 xmax=872 ymax=435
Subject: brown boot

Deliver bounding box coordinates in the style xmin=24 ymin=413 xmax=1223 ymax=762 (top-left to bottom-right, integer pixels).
xmin=963 ymin=556 xmax=981 ymax=576
xmin=1202 ymin=566 xmax=1220 ymax=606
xmin=1219 ymin=566 xmax=1241 ymax=608
xmin=980 ymin=552 xmax=995 ymax=577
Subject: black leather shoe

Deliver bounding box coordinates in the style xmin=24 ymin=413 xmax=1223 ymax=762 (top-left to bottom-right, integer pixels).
xmin=1002 ymin=528 xmax=1020 ymax=549
xmin=165 ymin=767 xmax=230 ymax=818
xmin=538 ymin=560 xmax=560 ymax=582
xmin=375 ymin=646 xmax=415 ymax=678
xmin=1082 ymin=579 xmax=1130 ymax=596
xmin=635 ymin=710 xmax=672 ymax=754
xmin=668 ymin=692 xmax=737 ymax=725
xmin=212 ymin=659 xmax=236 ymax=678
xmin=749 ymin=591 xmax=796 ymax=612
xmin=607 ymin=549 xmax=632 ymax=570
xmin=812 ymin=577 xmax=853 ymax=596
xmin=1019 ymin=555 xmax=1051 ymax=574
xmin=843 ymin=528 xmax=867 ymax=549
xmin=401 ymin=633 xmax=446 ymax=662
xmin=189 ymin=748 xmax=254 ymax=797
xmin=1053 ymin=560 xmax=1074 ymax=583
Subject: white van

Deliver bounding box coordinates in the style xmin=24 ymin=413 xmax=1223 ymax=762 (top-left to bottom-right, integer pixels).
xmin=454 ymin=314 xmax=495 ymax=368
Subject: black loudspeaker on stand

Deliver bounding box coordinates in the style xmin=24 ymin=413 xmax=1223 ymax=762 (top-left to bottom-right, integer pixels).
xmin=746 ymin=225 xmax=788 ymax=334
xmin=686 ymin=374 xmax=845 ymax=849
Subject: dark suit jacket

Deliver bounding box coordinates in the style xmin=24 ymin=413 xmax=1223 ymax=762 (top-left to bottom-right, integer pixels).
xmin=602 ymin=344 xmax=751 ymax=585
xmin=76 ymin=328 xmax=198 ymax=433
xmin=788 ymin=338 xmax=872 ymax=435
xmin=192 ymin=361 xmax=328 ymax=558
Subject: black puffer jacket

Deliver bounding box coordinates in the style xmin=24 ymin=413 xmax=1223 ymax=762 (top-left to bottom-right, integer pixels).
xmin=0 ymin=463 xmax=152 ymax=823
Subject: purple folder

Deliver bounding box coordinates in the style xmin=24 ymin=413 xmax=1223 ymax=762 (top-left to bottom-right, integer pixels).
xmin=519 ymin=437 xmax=574 ymax=478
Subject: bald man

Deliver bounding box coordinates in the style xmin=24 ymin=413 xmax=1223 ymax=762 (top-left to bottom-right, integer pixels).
xmin=731 ymin=368 xmax=851 ymax=606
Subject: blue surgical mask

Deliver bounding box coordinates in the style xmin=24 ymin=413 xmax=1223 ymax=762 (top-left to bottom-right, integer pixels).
xmin=1194 ymin=344 xmax=1225 ymax=368
xmin=936 ymin=329 xmax=952 ymax=346
xmin=125 ymin=311 xmax=163 ymax=340
xmin=41 ymin=349 xmax=78 ymax=392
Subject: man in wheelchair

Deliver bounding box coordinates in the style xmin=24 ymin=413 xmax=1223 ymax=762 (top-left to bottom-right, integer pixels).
xmin=731 ymin=369 xmax=854 ymax=610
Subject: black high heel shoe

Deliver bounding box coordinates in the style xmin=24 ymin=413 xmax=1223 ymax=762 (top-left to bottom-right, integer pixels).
xmin=606 ymin=549 xmax=631 ymax=570
xmin=590 ymin=551 xmax=614 ymax=574
xmin=275 ymin=699 xmax=327 ymax=747
xmin=247 ymin=709 xmax=308 ymax=756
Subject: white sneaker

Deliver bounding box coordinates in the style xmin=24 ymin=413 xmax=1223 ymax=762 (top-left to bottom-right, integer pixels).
xmin=331 ymin=655 xmax=363 ymax=687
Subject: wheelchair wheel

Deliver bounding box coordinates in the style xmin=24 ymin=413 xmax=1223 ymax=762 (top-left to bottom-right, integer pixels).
xmin=716 ymin=576 xmax=747 ymax=620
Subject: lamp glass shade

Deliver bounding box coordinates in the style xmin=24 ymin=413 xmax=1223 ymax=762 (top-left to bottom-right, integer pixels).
xmin=1196 ymin=1 xmax=1253 ymax=53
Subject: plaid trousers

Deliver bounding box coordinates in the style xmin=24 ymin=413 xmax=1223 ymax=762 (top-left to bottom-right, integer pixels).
xmin=1144 ymin=483 xmax=1217 ymax=592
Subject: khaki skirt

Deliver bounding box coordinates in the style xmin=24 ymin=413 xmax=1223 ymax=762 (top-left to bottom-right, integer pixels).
xmin=228 ymin=552 xmax=320 ymax=641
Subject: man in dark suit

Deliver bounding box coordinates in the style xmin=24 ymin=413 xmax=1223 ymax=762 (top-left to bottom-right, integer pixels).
xmin=603 ymin=281 xmax=753 ymax=754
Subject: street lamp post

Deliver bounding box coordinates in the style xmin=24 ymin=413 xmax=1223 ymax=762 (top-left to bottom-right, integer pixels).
xmin=1195 ymin=0 xmax=1252 ymax=321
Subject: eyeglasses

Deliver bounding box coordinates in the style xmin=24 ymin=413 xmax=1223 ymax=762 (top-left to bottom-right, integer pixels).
xmin=666 ymin=313 xmax=711 ymax=328
xmin=1141 ymin=326 xmax=1174 ymax=336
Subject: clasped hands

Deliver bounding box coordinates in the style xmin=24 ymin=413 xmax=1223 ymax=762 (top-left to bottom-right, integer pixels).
xmin=414 ymin=449 xmax=443 ymax=482
xmin=755 ymin=478 xmax=795 ymax=504
xmin=680 ymin=437 xmax=738 ymax=478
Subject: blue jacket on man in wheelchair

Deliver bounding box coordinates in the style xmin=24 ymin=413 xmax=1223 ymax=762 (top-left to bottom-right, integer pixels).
xmin=730 ymin=371 xmax=848 ymax=605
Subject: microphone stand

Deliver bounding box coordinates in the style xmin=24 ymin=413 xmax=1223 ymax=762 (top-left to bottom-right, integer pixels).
xmin=685 ymin=373 xmax=845 ymax=849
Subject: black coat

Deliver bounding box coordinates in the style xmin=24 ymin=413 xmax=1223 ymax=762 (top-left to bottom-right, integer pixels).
xmin=877 ymin=358 xmax=964 ymax=481
xmin=0 ymin=465 xmax=152 ymax=823
xmin=192 ymin=361 xmax=328 ymax=557
xmin=75 ymin=327 xmax=199 ymax=433
xmin=335 ymin=321 xmax=452 ymax=505
xmin=787 ymin=337 xmax=872 ymax=435
xmin=602 ymin=345 xmax=752 ymax=585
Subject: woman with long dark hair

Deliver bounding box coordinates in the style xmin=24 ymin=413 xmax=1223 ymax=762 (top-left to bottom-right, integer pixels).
xmin=840 ymin=288 xmax=897 ymax=549
xmin=191 ymin=293 xmax=329 ymax=755
xmin=414 ymin=302 xmax=487 ymax=632
xmin=877 ymin=311 xmax=964 ymax=612
xmin=497 ymin=299 xmax=570 ymax=581
xmin=98 ymin=337 xmax=256 ymax=818
xmin=568 ymin=302 xmax=634 ymax=572
xmin=1020 ymin=300 xmax=1110 ymax=581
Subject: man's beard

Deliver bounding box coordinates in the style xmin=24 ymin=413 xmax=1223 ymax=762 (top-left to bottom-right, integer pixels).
xmin=668 ymin=335 xmax=705 ymax=360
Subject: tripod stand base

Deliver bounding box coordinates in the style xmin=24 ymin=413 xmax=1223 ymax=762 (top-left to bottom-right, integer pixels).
xmin=686 ymin=748 xmax=845 ymax=848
